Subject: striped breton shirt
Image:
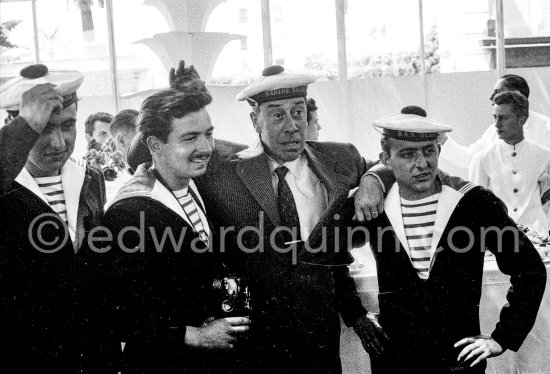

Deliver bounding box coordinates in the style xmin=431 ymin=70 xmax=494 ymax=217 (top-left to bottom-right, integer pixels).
xmin=173 ymin=187 xmax=209 ymax=246
xmin=34 ymin=174 xmax=68 ymax=226
xmin=400 ymin=193 xmax=439 ymax=280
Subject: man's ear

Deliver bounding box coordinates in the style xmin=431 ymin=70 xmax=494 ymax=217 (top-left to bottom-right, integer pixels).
xmin=250 ymin=111 xmax=261 ymax=134
xmin=437 ymin=143 xmax=442 ymax=155
xmin=518 ymin=115 xmax=528 ymax=126
xmin=116 ymin=133 xmax=126 ymax=147
xmin=380 ymin=151 xmax=392 ymax=170
xmin=146 ymin=135 xmax=161 ymax=156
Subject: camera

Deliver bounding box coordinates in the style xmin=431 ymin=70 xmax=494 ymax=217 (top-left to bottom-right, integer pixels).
xmin=210 ymin=274 xmax=252 ymax=318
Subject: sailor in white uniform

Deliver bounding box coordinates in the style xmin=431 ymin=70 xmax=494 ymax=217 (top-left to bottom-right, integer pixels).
xmin=469 ymin=91 xmax=550 ymax=236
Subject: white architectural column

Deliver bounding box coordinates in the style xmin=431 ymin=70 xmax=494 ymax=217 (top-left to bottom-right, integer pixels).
xmin=31 ymin=0 xmax=40 ymax=63
xmin=139 ymin=0 xmax=241 ymax=82
xmin=495 ymin=0 xmax=506 ymax=75
xmin=106 ymin=0 xmax=120 ymax=112
xmin=261 ymin=0 xmax=273 ymax=67
xmin=334 ymin=0 xmax=352 ymax=140
xmin=418 ymin=0 xmax=428 ymax=110
xmin=144 ymin=0 xmax=226 ymax=32
xmin=136 ymin=32 xmax=241 ymax=82
xmin=334 ymin=0 xmax=347 ymax=81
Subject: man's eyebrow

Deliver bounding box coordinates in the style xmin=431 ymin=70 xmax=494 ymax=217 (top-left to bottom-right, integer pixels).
xmin=179 ymin=131 xmax=201 ymax=138
xmin=398 ymin=144 xmax=436 ymax=152
xmin=265 ymin=100 xmax=305 ymax=109
xmin=46 ymin=118 xmax=76 ymax=127
xmin=179 ymin=126 xmax=215 ymax=138
xmin=397 ymin=146 xmax=422 ymax=152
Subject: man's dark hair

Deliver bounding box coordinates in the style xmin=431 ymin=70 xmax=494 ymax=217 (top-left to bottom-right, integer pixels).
xmin=493 ymin=74 xmax=530 ymax=99
xmin=380 ymin=136 xmax=392 ymax=156
xmin=84 ymin=112 xmax=113 ymax=136
xmin=493 ymin=91 xmax=529 ymax=118
xmin=306 ymin=98 xmax=318 ymax=123
xmin=138 ymin=87 xmax=213 ymax=143
xmin=110 ymin=109 xmax=138 ymax=136
xmin=401 ymin=105 xmax=427 ymax=117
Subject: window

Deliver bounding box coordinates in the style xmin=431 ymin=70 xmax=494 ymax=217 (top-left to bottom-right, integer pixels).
xmin=346 ymin=0 xmax=422 ymax=78
xmin=543 ymin=0 xmax=550 ymax=32
xmin=270 ymin=0 xmax=338 ymax=80
xmin=207 ymin=0 xmax=263 ymax=84
xmin=0 ymin=1 xmax=35 ymax=68
xmin=500 ymin=0 xmax=550 ymax=68
xmin=273 ymin=5 xmax=283 ymax=23
xmin=112 ymin=0 xmax=169 ymax=95
xmin=422 ymin=0 xmax=494 ymax=73
xmin=238 ymin=8 xmax=248 ymax=23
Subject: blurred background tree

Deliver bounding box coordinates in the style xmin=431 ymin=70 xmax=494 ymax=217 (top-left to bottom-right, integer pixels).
xmin=304 ymin=24 xmax=440 ymax=79
xmin=73 ymin=0 xmax=104 ymax=42
xmin=0 ymin=20 xmax=21 ymax=49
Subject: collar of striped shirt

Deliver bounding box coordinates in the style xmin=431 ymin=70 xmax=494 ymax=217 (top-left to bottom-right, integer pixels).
xmin=34 ymin=174 xmax=69 ymax=225
xmin=400 ymin=193 xmax=440 ymax=280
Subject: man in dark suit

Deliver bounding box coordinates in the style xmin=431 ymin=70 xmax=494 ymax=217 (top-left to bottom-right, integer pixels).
xmin=349 ymin=113 xmax=547 ymax=373
xmin=0 ymin=64 xmax=117 ymax=372
xmin=102 ymin=86 xmax=251 ymax=373
xmin=188 ymin=65 xmax=391 ymax=373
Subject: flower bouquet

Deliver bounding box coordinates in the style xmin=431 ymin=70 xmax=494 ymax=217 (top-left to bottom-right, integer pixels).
xmin=517 ymin=224 xmax=550 ymax=261
xmin=83 ymin=138 xmax=126 ymax=181
xmin=484 ymin=223 xmax=550 ymax=261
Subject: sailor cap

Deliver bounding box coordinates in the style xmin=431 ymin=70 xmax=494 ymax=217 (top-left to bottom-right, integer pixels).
xmin=236 ymin=65 xmax=315 ymax=106
xmin=373 ymin=113 xmax=452 ymax=141
xmin=0 ymin=64 xmax=83 ymax=113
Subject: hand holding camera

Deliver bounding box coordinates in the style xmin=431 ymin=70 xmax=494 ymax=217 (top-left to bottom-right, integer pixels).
xmin=185 ymin=316 xmax=251 ymax=351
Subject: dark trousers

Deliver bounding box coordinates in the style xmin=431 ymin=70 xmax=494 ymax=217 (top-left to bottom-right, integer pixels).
xmin=371 ymin=356 xmax=487 ymax=374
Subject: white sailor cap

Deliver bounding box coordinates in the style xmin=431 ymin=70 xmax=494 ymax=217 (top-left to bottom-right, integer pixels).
xmin=0 ymin=64 xmax=84 ymax=113
xmin=236 ymin=65 xmax=315 ymax=106
xmin=373 ymin=113 xmax=452 ymax=141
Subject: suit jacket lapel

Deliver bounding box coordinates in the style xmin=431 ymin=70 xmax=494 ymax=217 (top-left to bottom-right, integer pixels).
xmin=303 ymin=146 xmax=350 ymax=248
xmin=62 ymin=158 xmax=86 ymax=244
xmin=236 ymin=153 xmax=280 ymax=226
xmin=304 ymin=145 xmax=349 ymax=207
xmin=74 ymin=171 xmax=93 ymax=252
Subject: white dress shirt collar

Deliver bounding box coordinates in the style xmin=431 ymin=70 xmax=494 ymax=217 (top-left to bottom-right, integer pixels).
xmin=266 ymin=153 xmax=327 ymax=241
xmin=267 ymin=153 xmax=307 ymax=178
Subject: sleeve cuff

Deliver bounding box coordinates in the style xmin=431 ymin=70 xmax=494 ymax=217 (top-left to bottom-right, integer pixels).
xmin=166 ymin=325 xmax=187 ymax=348
xmin=342 ymin=305 xmax=368 ymax=327
xmin=491 ymin=328 xmax=517 ymax=352
xmin=362 ymin=172 xmax=386 ymax=193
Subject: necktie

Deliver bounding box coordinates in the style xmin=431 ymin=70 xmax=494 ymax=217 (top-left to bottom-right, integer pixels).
xmin=275 ymin=166 xmax=302 ymax=247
